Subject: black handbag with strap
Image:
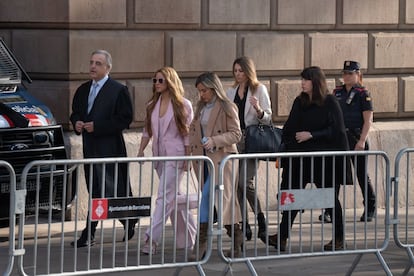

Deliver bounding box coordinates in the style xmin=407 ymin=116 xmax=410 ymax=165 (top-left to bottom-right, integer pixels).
xmin=244 ymin=124 xmax=283 ymax=159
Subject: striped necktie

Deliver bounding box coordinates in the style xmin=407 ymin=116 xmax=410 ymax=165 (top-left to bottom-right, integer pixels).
xmin=87 ymin=82 xmax=99 ymax=113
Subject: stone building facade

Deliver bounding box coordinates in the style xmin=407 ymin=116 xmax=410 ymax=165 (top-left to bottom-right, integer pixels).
xmin=1 ymin=0 xmax=414 ymax=129
xmin=2 ymin=0 xmax=414 ymax=213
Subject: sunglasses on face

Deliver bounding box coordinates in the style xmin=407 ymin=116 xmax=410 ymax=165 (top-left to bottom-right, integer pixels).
xmin=152 ymin=78 xmax=165 ymax=84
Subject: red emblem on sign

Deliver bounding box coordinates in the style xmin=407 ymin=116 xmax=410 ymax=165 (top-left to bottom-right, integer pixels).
xmin=92 ymin=198 xmax=108 ymax=220
xmin=280 ymin=192 xmax=295 ymax=206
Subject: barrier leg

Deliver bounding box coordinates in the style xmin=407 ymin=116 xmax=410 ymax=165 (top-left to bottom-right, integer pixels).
xmin=246 ymin=259 xmax=258 ymax=276
xmin=402 ymin=248 xmax=414 ymax=276
xmin=346 ymin=253 xmax=362 ymax=276
xmin=375 ymin=252 xmax=393 ymax=276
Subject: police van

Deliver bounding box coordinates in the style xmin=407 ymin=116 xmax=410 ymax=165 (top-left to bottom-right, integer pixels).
xmin=0 ymin=38 xmax=72 ymax=227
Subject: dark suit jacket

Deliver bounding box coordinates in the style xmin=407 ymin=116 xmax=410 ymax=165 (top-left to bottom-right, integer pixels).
xmin=70 ymin=78 xmax=133 ymax=198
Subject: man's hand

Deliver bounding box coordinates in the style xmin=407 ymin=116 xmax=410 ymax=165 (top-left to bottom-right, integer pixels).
xmin=83 ymin=121 xmax=94 ymax=133
xmin=75 ymin=121 xmax=85 ymax=133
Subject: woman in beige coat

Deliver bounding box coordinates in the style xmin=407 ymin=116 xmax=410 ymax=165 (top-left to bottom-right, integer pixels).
xmin=189 ymin=72 xmax=243 ymax=260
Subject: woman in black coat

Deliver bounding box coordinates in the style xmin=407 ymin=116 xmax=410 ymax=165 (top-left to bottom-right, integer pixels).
xmin=267 ymin=66 xmax=350 ymax=251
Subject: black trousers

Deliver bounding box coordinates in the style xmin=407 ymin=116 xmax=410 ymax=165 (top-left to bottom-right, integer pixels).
xmin=278 ymin=159 xmax=344 ymax=240
xmin=347 ymin=131 xmax=376 ymax=207
xmin=80 ymin=163 xmax=136 ymax=240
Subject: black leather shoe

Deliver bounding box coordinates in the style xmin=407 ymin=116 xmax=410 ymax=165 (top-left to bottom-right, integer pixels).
xmin=267 ymin=234 xmax=286 ymax=251
xmin=122 ymin=227 xmax=135 ymax=242
xmin=360 ymin=209 xmax=375 ymax=222
xmin=123 ymin=220 xmax=137 ymax=241
xmin=324 ymin=239 xmax=344 ymax=250
xmin=318 ymin=212 xmax=332 ymax=223
xmin=71 ymin=237 xmax=95 ymax=248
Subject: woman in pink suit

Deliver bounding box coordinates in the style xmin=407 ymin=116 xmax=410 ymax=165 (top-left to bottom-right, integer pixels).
xmin=137 ymin=67 xmax=196 ymax=255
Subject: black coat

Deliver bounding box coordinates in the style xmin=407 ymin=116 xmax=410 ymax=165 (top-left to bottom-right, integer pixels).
xmin=70 ymin=78 xmax=133 ymax=198
xmin=281 ymin=94 xmax=350 ymax=189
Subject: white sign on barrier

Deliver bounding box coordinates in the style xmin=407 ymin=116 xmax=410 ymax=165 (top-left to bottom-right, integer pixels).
xmin=14 ymin=189 xmax=26 ymax=214
xmin=277 ymin=188 xmax=334 ymax=210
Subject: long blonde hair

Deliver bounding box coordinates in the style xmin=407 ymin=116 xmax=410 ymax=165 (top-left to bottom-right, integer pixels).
xmin=145 ymin=67 xmax=188 ymax=137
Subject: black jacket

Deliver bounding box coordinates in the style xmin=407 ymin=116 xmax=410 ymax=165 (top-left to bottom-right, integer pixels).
xmin=281 ymin=94 xmax=350 ymax=188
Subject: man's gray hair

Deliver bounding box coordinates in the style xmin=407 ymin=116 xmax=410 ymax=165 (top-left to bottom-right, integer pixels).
xmin=91 ymin=49 xmax=112 ymax=69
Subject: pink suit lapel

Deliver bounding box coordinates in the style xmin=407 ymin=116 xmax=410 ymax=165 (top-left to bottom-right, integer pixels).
xmin=152 ymin=98 xmax=173 ymax=141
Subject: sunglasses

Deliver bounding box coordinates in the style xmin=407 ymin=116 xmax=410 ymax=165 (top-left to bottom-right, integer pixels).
xmin=152 ymin=78 xmax=165 ymax=84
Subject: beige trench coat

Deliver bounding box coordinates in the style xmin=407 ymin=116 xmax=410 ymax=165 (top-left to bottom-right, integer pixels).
xmin=189 ymin=100 xmax=242 ymax=225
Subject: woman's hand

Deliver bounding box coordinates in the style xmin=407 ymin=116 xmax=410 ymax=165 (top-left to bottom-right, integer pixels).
xmin=249 ymin=96 xmax=261 ymax=111
xmin=355 ymin=140 xmax=365 ymax=150
xmin=295 ymin=131 xmax=313 ymax=143
xmin=249 ymin=96 xmax=264 ymax=118
xmin=202 ymin=137 xmax=216 ymax=152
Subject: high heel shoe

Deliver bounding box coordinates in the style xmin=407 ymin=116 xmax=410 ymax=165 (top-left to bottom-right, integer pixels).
xmin=141 ymin=240 xmax=157 ymax=255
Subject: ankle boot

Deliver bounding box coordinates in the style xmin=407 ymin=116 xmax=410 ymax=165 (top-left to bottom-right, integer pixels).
xmin=224 ymin=224 xmax=243 ymax=258
xmin=189 ymin=223 xmax=208 ymax=261
xmin=257 ymin=212 xmax=267 ymax=243
xmin=240 ymin=221 xmax=252 ymax=241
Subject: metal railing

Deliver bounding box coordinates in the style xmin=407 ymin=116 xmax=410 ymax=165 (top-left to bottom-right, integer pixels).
xmin=5 ymin=148 xmax=414 ymax=275
xmin=1 ymin=160 xmax=18 ymax=276
xmin=393 ymin=147 xmax=414 ymax=276
xmin=6 ymin=156 xmax=214 ymax=276
xmin=217 ymin=151 xmax=392 ymax=276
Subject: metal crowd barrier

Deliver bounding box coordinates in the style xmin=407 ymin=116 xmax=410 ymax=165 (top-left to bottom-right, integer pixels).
xmin=218 ymin=151 xmax=392 ymax=276
xmin=1 ymin=161 xmax=18 ymax=276
xmin=5 ymin=156 xmax=214 ymax=276
xmin=7 ymin=149 xmax=414 ymax=275
xmin=393 ymin=147 xmax=414 ymax=276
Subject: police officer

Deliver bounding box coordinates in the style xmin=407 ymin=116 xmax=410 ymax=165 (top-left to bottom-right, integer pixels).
xmin=321 ymin=60 xmax=376 ymax=223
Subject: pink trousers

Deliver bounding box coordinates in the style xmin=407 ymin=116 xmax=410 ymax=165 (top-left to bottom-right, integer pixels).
xmin=145 ymin=163 xmax=197 ymax=249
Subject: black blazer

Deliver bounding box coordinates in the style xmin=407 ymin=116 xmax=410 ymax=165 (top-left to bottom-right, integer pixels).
xmin=70 ymin=78 xmax=133 ymax=197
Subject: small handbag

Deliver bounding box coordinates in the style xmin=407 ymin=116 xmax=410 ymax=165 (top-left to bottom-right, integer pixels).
xmin=176 ymin=169 xmax=200 ymax=210
xmin=245 ymin=124 xmax=283 ymax=159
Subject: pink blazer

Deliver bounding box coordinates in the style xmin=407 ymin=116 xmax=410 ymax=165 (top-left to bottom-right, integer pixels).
xmin=143 ymin=97 xmax=194 ymax=159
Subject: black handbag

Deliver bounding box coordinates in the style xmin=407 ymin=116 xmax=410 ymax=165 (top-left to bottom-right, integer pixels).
xmin=244 ymin=124 xmax=283 ymax=159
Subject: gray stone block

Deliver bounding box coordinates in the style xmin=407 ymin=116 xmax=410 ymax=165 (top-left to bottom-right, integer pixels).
xmin=310 ymin=33 xmax=368 ymax=70
xmin=278 ymin=0 xmax=335 ymax=25
xmin=134 ymin=0 xmax=200 ymax=24
xmin=343 ymin=0 xmax=399 ymax=24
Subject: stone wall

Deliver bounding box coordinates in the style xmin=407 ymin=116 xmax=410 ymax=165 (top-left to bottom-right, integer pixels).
xmin=1 ymin=0 xmax=414 ymax=128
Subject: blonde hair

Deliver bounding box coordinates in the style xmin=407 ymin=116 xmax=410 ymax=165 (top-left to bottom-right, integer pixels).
xmin=194 ymin=72 xmax=236 ymax=120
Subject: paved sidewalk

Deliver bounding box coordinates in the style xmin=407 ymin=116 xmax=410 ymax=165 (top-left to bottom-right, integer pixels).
xmin=1 ymin=209 xmax=413 ymax=276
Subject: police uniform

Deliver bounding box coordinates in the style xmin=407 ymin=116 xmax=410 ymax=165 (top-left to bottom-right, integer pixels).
xmin=333 ymin=60 xmax=376 ymax=221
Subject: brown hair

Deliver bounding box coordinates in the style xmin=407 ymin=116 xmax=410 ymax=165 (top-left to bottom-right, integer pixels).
xmin=231 ymin=56 xmax=260 ymax=93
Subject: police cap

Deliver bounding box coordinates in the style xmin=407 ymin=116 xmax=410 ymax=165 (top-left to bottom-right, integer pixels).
xmin=342 ymin=60 xmax=360 ymax=72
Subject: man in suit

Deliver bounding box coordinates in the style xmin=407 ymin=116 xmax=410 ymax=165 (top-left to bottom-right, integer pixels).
xmin=70 ymin=49 xmax=136 ymax=248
